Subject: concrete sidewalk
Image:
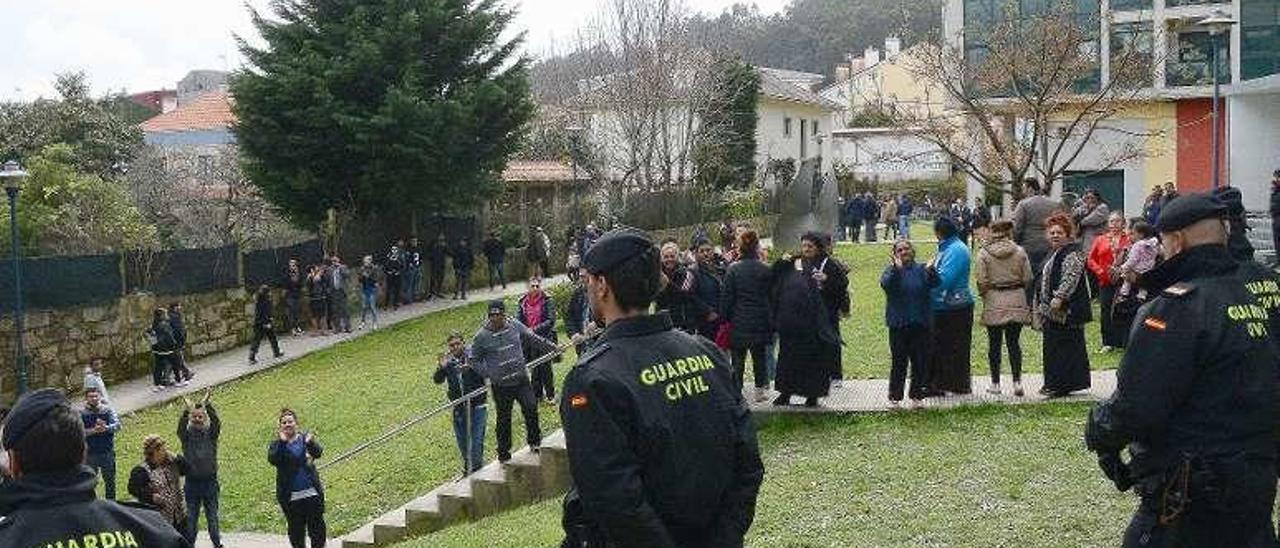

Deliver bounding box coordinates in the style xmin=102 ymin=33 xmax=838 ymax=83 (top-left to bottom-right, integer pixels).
xmin=749 ymin=369 xmax=1116 ymax=415
xmin=113 ymin=277 xmax=563 ymax=415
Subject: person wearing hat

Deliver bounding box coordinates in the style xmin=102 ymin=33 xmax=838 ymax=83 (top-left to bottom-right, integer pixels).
xmin=470 ymin=298 xmax=559 ymax=462
xmin=0 ymin=388 xmax=189 ymax=546
xmin=1086 ymin=193 xmax=1279 ymax=547
xmin=558 ymin=227 xmax=764 ymax=548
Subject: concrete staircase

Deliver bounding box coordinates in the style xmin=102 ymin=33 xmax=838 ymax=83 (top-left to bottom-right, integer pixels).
xmin=340 ymin=429 xmax=572 ymax=548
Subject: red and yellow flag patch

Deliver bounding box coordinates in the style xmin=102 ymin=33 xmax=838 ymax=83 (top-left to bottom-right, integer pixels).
xmin=569 ymin=394 xmax=589 ymax=409
xmin=1143 ymin=317 xmax=1167 ymax=331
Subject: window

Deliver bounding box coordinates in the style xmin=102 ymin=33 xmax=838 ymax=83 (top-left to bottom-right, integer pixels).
xmin=1166 ymin=0 xmax=1229 ymax=6
xmin=812 ymin=120 xmax=819 ymax=136
xmin=1167 ymin=30 xmax=1231 ymax=86
xmin=783 ymin=117 xmax=792 ymax=137
xmin=1110 ymin=21 xmax=1154 ymax=88
xmin=1242 ymin=0 xmax=1280 ymax=80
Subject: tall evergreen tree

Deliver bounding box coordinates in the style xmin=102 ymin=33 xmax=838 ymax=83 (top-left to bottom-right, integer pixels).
xmin=694 ymin=58 xmax=760 ymax=190
xmin=232 ymin=0 xmax=534 ymax=236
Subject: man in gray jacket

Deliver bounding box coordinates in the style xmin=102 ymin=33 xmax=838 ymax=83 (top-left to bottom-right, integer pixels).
xmin=471 ymin=299 xmax=559 ymax=462
xmin=1012 ymin=181 xmax=1066 ymax=300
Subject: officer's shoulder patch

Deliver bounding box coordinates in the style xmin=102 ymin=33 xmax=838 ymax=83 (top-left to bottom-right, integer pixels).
xmin=575 ymin=342 xmax=612 ymax=368
xmin=1162 ymin=282 xmax=1197 ymax=298
xmin=1143 ymin=316 xmax=1168 ymax=331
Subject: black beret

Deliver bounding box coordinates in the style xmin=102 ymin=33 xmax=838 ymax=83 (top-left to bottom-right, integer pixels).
xmin=2 ymin=388 xmax=68 ymax=449
xmin=1212 ymin=186 xmax=1245 ymax=218
xmin=581 ymin=228 xmax=654 ymax=275
xmin=1156 ymin=193 xmax=1228 ymax=233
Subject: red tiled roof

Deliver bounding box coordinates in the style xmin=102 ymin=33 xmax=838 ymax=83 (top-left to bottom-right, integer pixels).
xmin=140 ymin=91 xmax=235 ymax=133
xmin=502 ymin=160 xmax=590 ymax=183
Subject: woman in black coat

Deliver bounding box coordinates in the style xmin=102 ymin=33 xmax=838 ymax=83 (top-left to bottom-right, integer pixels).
xmin=720 ymin=229 xmax=775 ymax=400
xmin=771 ymin=231 xmax=850 ymax=407
xmin=269 ymin=409 xmax=325 ymax=548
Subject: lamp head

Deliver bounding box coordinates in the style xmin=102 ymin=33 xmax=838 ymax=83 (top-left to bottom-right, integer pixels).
xmin=0 ymin=161 xmax=29 ymax=194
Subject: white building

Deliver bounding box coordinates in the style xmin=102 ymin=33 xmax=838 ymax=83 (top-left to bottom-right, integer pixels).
xmin=579 ymin=66 xmax=840 ymax=186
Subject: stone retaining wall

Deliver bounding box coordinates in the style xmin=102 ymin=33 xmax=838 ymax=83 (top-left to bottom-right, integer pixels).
xmin=0 ymin=287 xmax=257 ymax=400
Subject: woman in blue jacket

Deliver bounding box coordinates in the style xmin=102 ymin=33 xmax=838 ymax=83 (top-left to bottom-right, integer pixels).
xmin=880 ymin=240 xmax=937 ymax=408
xmin=925 ymin=216 xmax=975 ymax=395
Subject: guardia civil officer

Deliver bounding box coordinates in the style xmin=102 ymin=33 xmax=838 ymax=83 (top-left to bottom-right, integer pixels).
xmin=1085 ymin=194 xmax=1279 ymax=547
xmin=559 ymin=228 xmax=765 ymax=548
xmin=0 ymin=388 xmax=191 ymax=547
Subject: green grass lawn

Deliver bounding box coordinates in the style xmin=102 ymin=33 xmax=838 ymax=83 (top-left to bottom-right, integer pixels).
xmin=398 ymin=402 xmax=1142 ymax=548
xmin=107 ymin=234 xmax=1122 ymax=537
xmin=832 ymin=242 xmax=1123 ymax=379
xmin=110 ymin=299 xmax=579 ymax=536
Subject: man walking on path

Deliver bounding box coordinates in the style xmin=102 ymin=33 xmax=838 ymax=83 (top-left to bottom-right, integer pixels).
xmin=178 ymin=389 xmax=223 ymax=548
xmin=452 ymin=237 xmax=475 ymax=300
xmin=846 ymin=195 xmax=864 ymax=242
xmin=470 ymin=299 xmax=558 ymax=462
xmin=82 ymin=387 xmax=121 ymax=501
xmin=250 ymin=285 xmax=285 ymax=364
xmin=168 ymin=303 xmax=194 ymax=384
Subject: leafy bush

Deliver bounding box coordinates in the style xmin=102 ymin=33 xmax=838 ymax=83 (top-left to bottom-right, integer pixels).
xmin=543 ymin=278 xmax=578 ymax=324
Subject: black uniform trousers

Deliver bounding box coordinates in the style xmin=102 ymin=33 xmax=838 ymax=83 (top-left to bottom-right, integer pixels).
xmin=529 ymin=351 xmax=556 ymax=401
xmin=280 ymin=495 xmax=326 ymax=548
xmin=888 ymin=325 xmax=929 ymax=401
xmin=250 ymin=325 xmax=281 ymax=360
xmin=1123 ymin=458 xmax=1276 ymax=548
xmin=493 ymin=378 xmax=542 ymax=460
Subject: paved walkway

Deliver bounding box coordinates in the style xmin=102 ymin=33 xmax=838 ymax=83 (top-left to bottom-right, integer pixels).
xmin=113 ymin=278 xmax=562 ymax=415
xmin=748 ymin=369 xmax=1116 ymax=414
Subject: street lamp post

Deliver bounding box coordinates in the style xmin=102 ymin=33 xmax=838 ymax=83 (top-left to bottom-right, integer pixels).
xmin=1200 ymin=10 xmax=1237 ymax=191
xmin=1 ymin=160 xmax=30 ymax=395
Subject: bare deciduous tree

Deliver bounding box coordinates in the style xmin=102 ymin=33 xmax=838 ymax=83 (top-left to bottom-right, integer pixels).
xmin=889 ymin=0 xmax=1160 ymax=204
xmin=128 ymin=146 xmax=308 ymax=250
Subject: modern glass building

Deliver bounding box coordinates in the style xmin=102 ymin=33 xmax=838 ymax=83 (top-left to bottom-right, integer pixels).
xmin=945 ymin=0 xmax=1280 ymax=212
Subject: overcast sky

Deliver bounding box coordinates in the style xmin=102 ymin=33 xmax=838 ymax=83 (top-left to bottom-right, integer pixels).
xmin=0 ymin=0 xmax=790 ymax=101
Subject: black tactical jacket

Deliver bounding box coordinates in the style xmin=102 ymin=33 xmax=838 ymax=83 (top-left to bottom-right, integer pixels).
xmin=559 ymin=313 xmax=764 ymax=548
xmin=0 ymin=466 xmax=190 ymax=548
xmin=1087 ymin=245 xmax=1279 ymax=478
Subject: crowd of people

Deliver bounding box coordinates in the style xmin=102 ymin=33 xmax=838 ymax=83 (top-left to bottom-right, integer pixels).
xmin=9 ymin=172 xmax=1280 ymax=548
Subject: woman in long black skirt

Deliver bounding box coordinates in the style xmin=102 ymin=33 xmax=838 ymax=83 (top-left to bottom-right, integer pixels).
xmin=1036 ymin=213 xmax=1093 ymax=397
xmin=771 ymin=232 xmax=849 ymax=408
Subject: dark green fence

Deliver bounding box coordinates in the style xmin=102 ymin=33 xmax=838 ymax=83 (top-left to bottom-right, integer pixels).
xmin=0 ymin=254 xmax=123 ymax=310
xmin=0 ymin=239 xmax=324 ymax=311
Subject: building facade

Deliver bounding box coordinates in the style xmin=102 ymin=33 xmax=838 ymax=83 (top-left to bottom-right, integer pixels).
xmin=946 ymin=0 xmax=1280 ymax=214
xmin=818 ymin=40 xmax=953 ymax=183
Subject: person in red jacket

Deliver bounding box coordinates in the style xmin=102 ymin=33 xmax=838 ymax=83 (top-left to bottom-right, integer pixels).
xmin=1086 ymin=212 xmax=1131 ymax=352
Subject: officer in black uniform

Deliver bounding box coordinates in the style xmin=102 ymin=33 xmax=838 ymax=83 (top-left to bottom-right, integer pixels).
xmin=0 ymin=388 xmax=190 ymax=547
xmin=559 ymin=228 xmax=765 ymax=548
xmin=1214 ymin=185 xmax=1280 ymax=336
xmin=1085 ymin=194 xmax=1279 ymax=547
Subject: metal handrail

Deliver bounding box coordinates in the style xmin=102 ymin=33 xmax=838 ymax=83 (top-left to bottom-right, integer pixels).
xmin=317 ymin=331 xmax=575 ymax=471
